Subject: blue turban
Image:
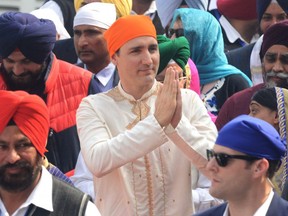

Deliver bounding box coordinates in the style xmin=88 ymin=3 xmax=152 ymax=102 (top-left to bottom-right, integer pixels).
xmin=216 ymin=115 xmax=286 ymax=160
xmin=0 ymin=12 xmax=56 ymax=64
xmin=257 ymin=0 xmax=288 ymax=23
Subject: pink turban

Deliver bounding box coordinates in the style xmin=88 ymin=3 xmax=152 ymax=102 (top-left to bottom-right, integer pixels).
xmin=0 ymin=90 xmax=49 ymax=156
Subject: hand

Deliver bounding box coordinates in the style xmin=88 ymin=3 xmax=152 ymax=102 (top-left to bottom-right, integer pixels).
xmin=170 ymin=78 xmax=182 ymax=128
xmin=154 ymin=66 xmax=178 ymax=127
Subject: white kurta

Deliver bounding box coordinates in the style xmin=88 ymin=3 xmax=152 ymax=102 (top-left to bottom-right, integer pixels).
xmin=77 ymin=81 xmax=217 ymax=216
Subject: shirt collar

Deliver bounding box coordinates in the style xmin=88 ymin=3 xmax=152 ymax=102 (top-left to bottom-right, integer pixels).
xmin=85 ymin=62 xmax=115 ymax=87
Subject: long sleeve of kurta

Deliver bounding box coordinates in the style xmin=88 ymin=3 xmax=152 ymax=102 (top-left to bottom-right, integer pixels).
xmin=76 ymin=82 xmax=217 ymax=216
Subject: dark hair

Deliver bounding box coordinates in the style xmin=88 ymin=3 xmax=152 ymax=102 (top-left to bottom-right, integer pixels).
xmin=251 ymin=87 xmax=277 ymax=111
xmin=245 ymin=159 xmax=281 ymax=179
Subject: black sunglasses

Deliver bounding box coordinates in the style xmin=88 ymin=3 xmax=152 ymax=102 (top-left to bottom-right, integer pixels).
xmin=206 ymin=149 xmax=261 ymax=167
xmin=166 ymin=28 xmax=184 ymax=38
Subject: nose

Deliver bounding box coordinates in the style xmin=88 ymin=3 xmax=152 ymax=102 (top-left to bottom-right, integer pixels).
xmin=142 ymin=50 xmax=153 ymax=65
xmin=207 ymin=158 xmax=218 ymax=173
xmin=12 ymin=62 xmax=25 ymax=76
xmin=6 ymin=148 xmax=20 ymax=164
xmin=78 ymin=35 xmax=88 ymax=47
xmin=272 ymin=59 xmax=284 ymax=73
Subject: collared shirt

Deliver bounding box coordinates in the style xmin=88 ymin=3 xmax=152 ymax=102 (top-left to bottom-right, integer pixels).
xmin=85 ymin=62 xmax=115 ymax=93
xmin=0 ymin=167 xmax=101 ymax=216
xmin=223 ymin=190 xmax=274 ymax=216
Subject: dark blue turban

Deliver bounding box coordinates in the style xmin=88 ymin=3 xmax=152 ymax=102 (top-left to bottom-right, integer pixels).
xmin=257 ymin=0 xmax=288 ymax=23
xmin=216 ymin=115 xmax=286 ymax=160
xmin=0 ymin=11 xmax=56 ymax=64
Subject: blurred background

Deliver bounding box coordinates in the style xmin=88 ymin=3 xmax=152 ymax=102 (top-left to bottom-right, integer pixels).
xmin=0 ymin=0 xmax=43 ymax=14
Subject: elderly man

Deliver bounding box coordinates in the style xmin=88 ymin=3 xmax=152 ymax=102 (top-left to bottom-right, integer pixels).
xmin=76 ymin=15 xmax=217 ymax=215
xmin=0 ymin=12 xmax=95 ymax=173
xmin=0 ymin=90 xmax=100 ymax=215
xmin=216 ymin=20 xmax=288 ymax=131
xmin=195 ymin=115 xmax=288 ymax=216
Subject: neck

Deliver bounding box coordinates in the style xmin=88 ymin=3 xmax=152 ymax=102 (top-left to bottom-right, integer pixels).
xmin=227 ymin=18 xmax=258 ymax=43
xmin=132 ymin=0 xmax=152 ymax=14
xmin=121 ymin=81 xmax=155 ymax=100
xmin=227 ymin=183 xmax=272 ymax=216
xmin=86 ymin=58 xmax=110 ymax=75
xmin=0 ymin=173 xmax=41 ymax=215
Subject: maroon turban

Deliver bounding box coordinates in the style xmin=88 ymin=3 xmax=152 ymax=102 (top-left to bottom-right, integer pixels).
xmin=217 ymin=0 xmax=257 ymax=20
xmin=0 ymin=90 xmax=49 ymax=156
xmin=260 ymin=20 xmax=288 ymax=59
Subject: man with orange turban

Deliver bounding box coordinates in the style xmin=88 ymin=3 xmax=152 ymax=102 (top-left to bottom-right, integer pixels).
xmin=76 ymin=15 xmax=219 ymax=215
xmin=0 ymin=90 xmax=101 ymax=215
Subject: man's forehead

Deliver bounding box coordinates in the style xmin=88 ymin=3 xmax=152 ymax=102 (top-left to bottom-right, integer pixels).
xmin=74 ymin=25 xmax=106 ymax=32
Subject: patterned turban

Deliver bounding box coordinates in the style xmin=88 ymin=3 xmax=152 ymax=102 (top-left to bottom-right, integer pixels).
xmin=217 ymin=0 xmax=257 ymax=20
xmin=0 ymin=12 xmax=56 ymax=64
xmin=0 ymin=90 xmax=49 ymax=156
xmin=104 ymin=15 xmax=156 ymax=57
xmin=217 ymin=115 xmax=286 ymax=160
xmin=157 ymin=35 xmax=190 ymax=74
xmin=260 ymin=20 xmax=288 ymax=59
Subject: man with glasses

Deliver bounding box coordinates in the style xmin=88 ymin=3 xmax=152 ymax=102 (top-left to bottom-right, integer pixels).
xmin=195 ymin=114 xmax=288 ymax=216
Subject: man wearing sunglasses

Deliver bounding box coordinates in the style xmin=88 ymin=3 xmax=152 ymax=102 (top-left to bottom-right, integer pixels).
xmin=195 ymin=114 xmax=288 ymax=216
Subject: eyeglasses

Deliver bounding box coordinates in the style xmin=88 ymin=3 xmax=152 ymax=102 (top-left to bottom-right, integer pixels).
xmin=166 ymin=28 xmax=184 ymax=38
xmin=206 ymin=149 xmax=261 ymax=167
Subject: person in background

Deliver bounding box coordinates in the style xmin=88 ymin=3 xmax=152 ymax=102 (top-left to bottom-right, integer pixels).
xmin=77 ymin=15 xmax=217 ymax=215
xmin=208 ymin=0 xmax=259 ymax=52
xmin=0 ymin=90 xmax=100 ymax=216
xmin=170 ymin=8 xmax=251 ymax=116
xmin=248 ymin=87 xmax=288 ymax=196
xmin=194 ymin=114 xmax=288 ymax=216
xmin=226 ymin=0 xmax=288 ymax=83
xmin=0 ymin=12 xmax=95 ymax=173
xmin=216 ymin=19 xmax=288 ymax=131
xmin=40 ymin=0 xmax=75 ymax=37
xmin=53 ymin=0 xmax=132 ymax=64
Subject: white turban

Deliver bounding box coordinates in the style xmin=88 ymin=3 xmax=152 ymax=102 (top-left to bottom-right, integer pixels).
xmin=156 ymin=0 xmax=208 ymax=28
xmin=73 ymin=2 xmax=117 ymax=29
xmin=30 ymin=8 xmax=71 ymax=40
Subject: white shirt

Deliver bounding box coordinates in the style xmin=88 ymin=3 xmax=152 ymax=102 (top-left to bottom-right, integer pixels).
xmin=0 ymin=167 xmax=101 ymax=216
xmin=223 ymin=190 xmax=274 ymax=216
xmin=77 ymin=81 xmax=218 ymax=215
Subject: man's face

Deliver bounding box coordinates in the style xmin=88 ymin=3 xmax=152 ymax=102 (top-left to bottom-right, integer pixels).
xmin=207 ymin=145 xmax=256 ymax=201
xmin=111 ymin=36 xmax=159 ymax=95
xmin=2 ymin=51 xmax=43 ymax=90
xmin=260 ymin=3 xmax=287 ymax=34
xmin=0 ymin=126 xmax=42 ymax=193
xmin=74 ymin=25 xmax=109 ymax=65
xmin=262 ymin=45 xmax=288 ymax=88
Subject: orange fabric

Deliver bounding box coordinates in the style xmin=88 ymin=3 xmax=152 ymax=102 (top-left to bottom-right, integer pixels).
xmin=0 ymin=90 xmax=49 ymax=156
xmin=104 ymin=15 xmax=156 ymax=57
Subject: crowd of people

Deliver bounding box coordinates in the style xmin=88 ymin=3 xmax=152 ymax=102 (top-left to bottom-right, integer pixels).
xmin=0 ymin=0 xmax=287 ymax=215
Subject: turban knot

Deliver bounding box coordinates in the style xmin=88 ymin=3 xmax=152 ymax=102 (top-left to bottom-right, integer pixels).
xmin=217 ymin=115 xmax=286 ymax=160
xmin=104 ymin=15 xmax=156 ymax=58
xmin=0 ymin=12 xmax=56 ymax=64
xmin=157 ymin=35 xmax=190 ymax=74
xmin=260 ymin=20 xmax=288 ymax=59
xmin=0 ymin=90 xmax=49 ymax=156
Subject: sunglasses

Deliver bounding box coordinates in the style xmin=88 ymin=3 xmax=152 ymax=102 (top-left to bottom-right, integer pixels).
xmin=206 ymin=149 xmax=261 ymax=167
xmin=166 ymin=28 xmax=184 ymax=38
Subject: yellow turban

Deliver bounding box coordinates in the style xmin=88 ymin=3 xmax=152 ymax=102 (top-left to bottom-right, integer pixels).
xmin=74 ymin=0 xmax=132 ymax=18
xmin=104 ymin=15 xmax=156 ymax=57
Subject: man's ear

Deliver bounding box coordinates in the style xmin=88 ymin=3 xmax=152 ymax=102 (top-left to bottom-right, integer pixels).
xmin=273 ymin=111 xmax=279 ymax=126
xmin=111 ymin=53 xmax=117 ymax=65
xmin=253 ymin=159 xmax=269 ymax=178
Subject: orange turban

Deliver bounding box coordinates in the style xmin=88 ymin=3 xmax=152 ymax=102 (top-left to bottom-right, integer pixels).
xmin=0 ymin=90 xmax=49 ymax=156
xmin=104 ymin=15 xmax=157 ymax=57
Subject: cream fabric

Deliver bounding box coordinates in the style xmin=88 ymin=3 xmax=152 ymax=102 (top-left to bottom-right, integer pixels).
xmin=77 ymin=80 xmax=217 ymax=215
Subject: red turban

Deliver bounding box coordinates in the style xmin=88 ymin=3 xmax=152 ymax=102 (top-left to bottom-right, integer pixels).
xmin=0 ymin=90 xmax=49 ymax=156
xmin=217 ymin=0 xmax=257 ymax=20
xmin=104 ymin=15 xmax=156 ymax=58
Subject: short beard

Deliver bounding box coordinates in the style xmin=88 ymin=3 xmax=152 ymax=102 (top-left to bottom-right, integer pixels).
xmin=0 ymin=154 xmax=42 ymax=193
xmin=264 ymin=71 xmax=288 ymax=89
xmin=1 ymin=62 xmax=46 ymax=91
